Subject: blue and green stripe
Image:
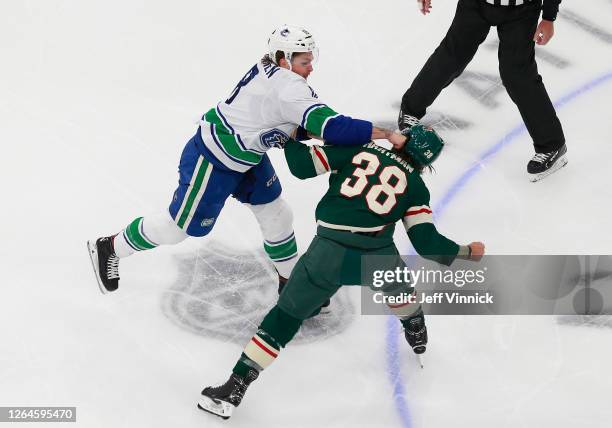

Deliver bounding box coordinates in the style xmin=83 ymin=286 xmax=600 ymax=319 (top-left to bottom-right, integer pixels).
xmin=301 ymin=104 xmax=339 ymax=138
xmin=204 ymin=108 xmax=264 ymax=165
xmin=174 ymin=156 xmax=214 ymax=230
xmin=264 ymin=232 xmax=298 ymax=262
xmin=123 ymin=217 xmax=158 ymax=251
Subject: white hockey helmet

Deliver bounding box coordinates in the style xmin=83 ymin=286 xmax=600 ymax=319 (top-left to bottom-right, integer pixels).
xmin=268 ymin=25 xmax=318 ymax=64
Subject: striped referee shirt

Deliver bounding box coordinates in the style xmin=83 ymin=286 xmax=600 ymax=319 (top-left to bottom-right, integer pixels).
xmin=485 ymin=0 xmax=530 ymax=4
xmin=483 ymin=0 xmax=561 ymax=21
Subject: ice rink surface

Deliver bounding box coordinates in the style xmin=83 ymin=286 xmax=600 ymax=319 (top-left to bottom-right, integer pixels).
xmin=1 ymin=1 xmax=611 ymax=427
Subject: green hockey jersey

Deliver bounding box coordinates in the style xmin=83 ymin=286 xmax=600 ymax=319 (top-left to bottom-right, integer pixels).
xmin=284 ymin=139 xmax=461 ymax=265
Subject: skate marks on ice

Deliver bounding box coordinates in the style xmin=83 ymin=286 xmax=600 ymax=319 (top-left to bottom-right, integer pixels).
xmin=557 ymin=315 xmax=612 ymax=328
xmin=483 ymin=41 xmax=570 ymax=69
xmin=377 ymin=108 xmax=472 ymax=132
xmin=161 ymin=240 xmax=355 ymax=344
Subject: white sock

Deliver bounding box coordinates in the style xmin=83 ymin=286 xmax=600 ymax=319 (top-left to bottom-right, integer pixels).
xmin=246 ymin=197 xmax=298 ymax=278
xmin=113 ymin=211 xmax=188 ymax=258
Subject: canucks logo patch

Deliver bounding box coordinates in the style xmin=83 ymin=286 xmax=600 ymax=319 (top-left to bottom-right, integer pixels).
xmin=201 ymin=217 xmax=216 ymax=227
xmin=260 ymin=129 xmax=290 ymax=149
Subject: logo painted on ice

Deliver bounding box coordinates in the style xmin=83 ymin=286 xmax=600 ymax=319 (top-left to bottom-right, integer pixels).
xmin=260 ymin=129 xmax=290 ymax=149
xmin=161 ymin=240 xmax=354 ymax=344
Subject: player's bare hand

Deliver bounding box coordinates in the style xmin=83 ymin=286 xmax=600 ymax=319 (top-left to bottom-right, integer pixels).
xmin=371 ymin=127 xmax=406 ymax=148
xmin=417 ymin=0 xmax=432 ymax=15
xmin=533 ymin=20 xmax=554 ymax=45
xmin=468 ymin=242 xmax=485 ymax=261
xmin=388 ymin=132 xmax=407 ymax=150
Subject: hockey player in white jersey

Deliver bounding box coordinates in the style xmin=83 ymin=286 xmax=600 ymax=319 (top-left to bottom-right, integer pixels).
xmin=87 ymin=25 xmax=406 ymax=296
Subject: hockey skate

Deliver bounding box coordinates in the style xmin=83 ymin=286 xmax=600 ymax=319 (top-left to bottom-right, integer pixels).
xmin=397 ymin=109 xmax=420 ymax=132
xmin=527 ymin=144 xmax=567 ymax=182
xmin=86 ymin=236 xmax=120 ymax=294
xmin=197 ymin=369 xmax=259 ymax=420
xmin=402 ymin=309 xmax=428 ymax=367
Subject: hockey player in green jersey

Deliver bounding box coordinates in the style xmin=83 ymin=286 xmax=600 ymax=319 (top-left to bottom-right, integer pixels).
xmin=197 ymin=125 xmax=485 ymax=420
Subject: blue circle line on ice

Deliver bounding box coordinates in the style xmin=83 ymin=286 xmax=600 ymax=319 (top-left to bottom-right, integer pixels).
xmin=386 ymin=70 xmax=612 ymax=428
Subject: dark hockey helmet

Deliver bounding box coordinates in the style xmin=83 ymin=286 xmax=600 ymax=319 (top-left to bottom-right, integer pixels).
xmin=403 ymin=124 xmax=444 ymax=168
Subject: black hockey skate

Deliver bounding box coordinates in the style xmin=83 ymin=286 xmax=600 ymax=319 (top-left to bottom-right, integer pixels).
xmin=402 ymin=309 xmax=428 ymax=356
xmin=86 ymin=236 xmax=120 ymax=294
xmin=197 ymin=369 xmax=259 ymax=420
xmin=278 ymin=273 xmax=331 ymax=312
xmin=527 ymin=144 xmax=568 ymax=182
xmin=397 ymin=109 xmax=420 ymax=132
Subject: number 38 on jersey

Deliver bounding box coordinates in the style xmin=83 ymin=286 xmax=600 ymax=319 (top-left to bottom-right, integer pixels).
xmin=340 ymin=152 xmax=407 ymax=215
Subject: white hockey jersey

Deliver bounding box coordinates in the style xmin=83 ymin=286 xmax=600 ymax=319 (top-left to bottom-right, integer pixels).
xmin=199 ymin=60 xmax=371 ymax=172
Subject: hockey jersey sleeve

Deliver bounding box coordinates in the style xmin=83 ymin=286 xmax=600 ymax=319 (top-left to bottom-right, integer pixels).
xmin=279 ymin=81 xmax=372 ymax=146
xmin=402 ymin=175 xmax=460 ymax=266
xmin=283 ymin=138 xmax=363 ymax=179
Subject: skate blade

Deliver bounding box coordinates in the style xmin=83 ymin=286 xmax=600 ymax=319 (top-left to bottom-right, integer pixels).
xmin=529 ymin=156 xmax=568 ymax=182
xmin=197 ymin=395 xmax=234 ymax=420
xmin=86 ymin=240 xmax=109 ymax=295
xmin=416 ymin=354 xmax=424 ymax=369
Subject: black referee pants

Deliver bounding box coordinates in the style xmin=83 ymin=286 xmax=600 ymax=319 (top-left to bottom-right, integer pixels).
xmin=401 ymin=0 xmax=565 ymax=153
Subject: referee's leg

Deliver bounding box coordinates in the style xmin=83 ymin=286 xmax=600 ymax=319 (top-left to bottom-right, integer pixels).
xmin=400 ymin=0 xmax=490 ymax=118
xmin=497 ymin=4 xmax=565 ymax=154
